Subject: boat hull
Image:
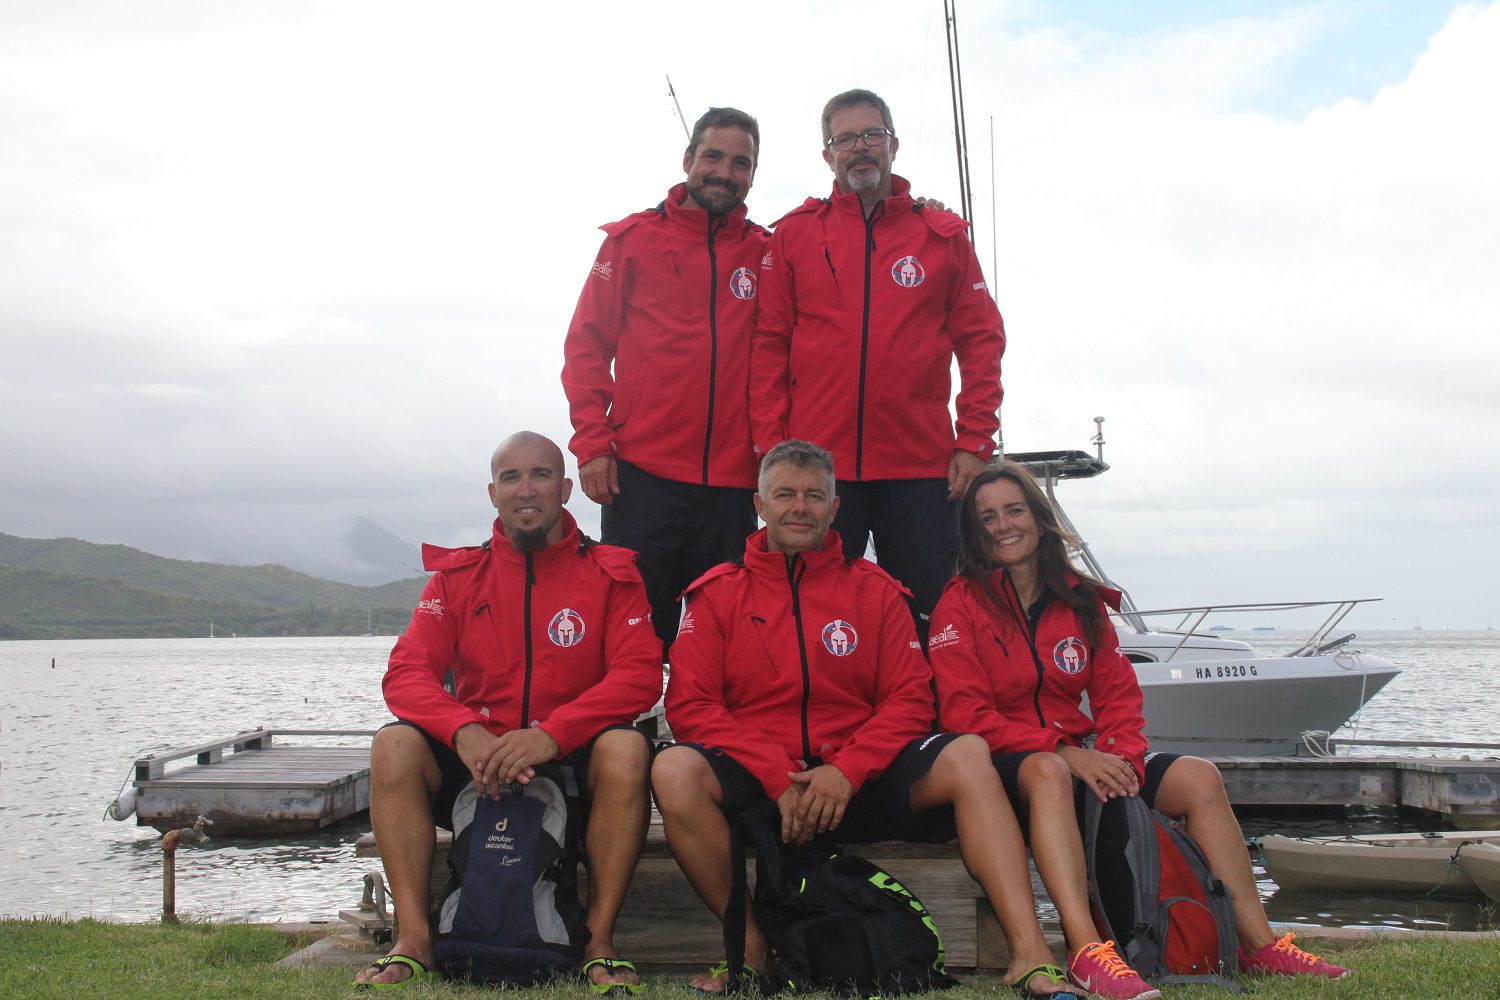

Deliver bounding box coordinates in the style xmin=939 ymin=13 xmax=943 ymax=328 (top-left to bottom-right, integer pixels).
xmin=1458 ymin=842 xmax=1500 ymax=903
xmin=1260 ymin=831 xmax=1500 ymax=894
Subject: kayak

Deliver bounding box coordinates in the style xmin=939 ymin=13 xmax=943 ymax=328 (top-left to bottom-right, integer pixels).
xmin=1259 ymin=830 xmax=1500 ymax=895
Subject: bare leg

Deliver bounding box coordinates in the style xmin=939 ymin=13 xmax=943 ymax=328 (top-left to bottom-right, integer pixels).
xmin=1152 ymin=756 xmax=1274 ymax=952
xmin=1016 ymin=752 xmax=1107 ymax=953
xmin=651 ymin=746 xmax=770 ymax=992
xmin=353 ymin=726 xmax=442 ymax=986
xmin=581 ymin=729 xmax=652 ymax=987
xmin=909 ymin=735 xmax=1069 ymax=995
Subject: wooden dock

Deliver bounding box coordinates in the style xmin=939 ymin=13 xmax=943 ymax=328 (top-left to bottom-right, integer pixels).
xmin=133 ymin=729 xmax=374 ymax=834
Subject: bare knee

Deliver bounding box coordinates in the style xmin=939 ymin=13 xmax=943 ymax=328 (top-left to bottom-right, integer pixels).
xmin=370 ymin=725 xmax=440 ymax=794
xmin=1157 ymin=756 xmax=1228 ymax=817
xmin=651 ymin=746 xmax=720 ymax=815
xmin=588 ymin=728 xmax=650 ymax=793
xmin=1017 ymin=751 xmax=1073 ymax=803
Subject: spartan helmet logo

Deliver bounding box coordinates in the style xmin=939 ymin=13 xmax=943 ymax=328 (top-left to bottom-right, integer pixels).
xmin=821 ymin=619 xmax=859 ymax=657
xmin=891 ymin=255 xmax=925 ymax=287
xmin=1053 ymin=636 xmax=1088 ymax=675
xmin=548 ymin=608 xmax=586 ymax=648
xmin=730 ymin=266 xmax=757 ymax=300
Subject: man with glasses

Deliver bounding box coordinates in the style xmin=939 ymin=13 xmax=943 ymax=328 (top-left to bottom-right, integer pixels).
xmin=749 ymin=89 xmax=1005 ymax=644
xmin=562 ymin=107 xmax=768 ymax=652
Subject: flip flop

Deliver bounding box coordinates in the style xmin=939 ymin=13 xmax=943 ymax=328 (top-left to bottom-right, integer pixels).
xmin=352 ymin=953 xmax=431 ymax=991
xmin=691 ymin=960 xmax=774 ymax=996
xmin=1010 ymin=963 xmax=1080 ymax=1000
xmin=583 ymin=957 xmax=645 ymax=996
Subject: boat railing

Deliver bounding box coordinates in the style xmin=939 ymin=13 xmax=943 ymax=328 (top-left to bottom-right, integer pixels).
xmin=1109 ymin=598 xmax=1384 ymax=663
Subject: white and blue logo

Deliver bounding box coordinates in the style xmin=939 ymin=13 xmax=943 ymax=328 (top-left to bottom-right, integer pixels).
xmin=548 ymin=608 xmax=586 ymax=648
xmin=1053 ymin=636 xmax=1088 ymax=674
xmin=821 ymin=620 xmax=859 ymax=656
xmin=729 ymin=266 xmax=757 ymax=300
xmin=891 ymin=255 xmax=925 ymax=288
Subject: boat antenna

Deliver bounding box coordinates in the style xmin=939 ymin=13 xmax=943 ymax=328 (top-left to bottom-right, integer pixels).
xmin=666 ymin=75 xmax=691 ymax=142
xmin=943 ymin=0 xmax=975 ymax=235
xmin=1093 ymin=416 xmax=1107 ymax=462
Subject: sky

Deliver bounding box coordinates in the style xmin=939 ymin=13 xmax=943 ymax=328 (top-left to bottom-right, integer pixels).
xmin=0 ymin=1 xmax=1494 ymax=629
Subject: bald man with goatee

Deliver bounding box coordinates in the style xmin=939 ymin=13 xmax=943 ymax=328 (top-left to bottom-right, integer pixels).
xmin=358 ymin=432 xmax=662 ymax=989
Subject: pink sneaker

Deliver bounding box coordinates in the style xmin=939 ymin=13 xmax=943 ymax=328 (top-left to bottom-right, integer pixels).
xmin=1238 ymin=932 xmax=1349 ymax=979
xmin=1067 ymin=941 xmax=1161 ymax=1000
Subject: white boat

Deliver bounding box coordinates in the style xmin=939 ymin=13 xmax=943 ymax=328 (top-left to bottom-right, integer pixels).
xmin=1011 ymin=437 xmax=1401 ymax=756
xmin=1258 ymin=831 xmax=1500 ymax=895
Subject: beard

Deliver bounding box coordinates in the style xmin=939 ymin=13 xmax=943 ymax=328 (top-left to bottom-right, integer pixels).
xmin=509 ymin=525 xmax=550 ymax=554
xmin=687 ymin=178 xmax=742 ymax=215
xmin=843 ymin=156 xmax=883 ymax=194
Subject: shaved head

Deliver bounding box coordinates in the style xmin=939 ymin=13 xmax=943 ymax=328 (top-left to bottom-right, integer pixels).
xmin=491 ymin=430 xmax=564 ymax=481
xmin=487 ymin=431 xmax=572 ymax=551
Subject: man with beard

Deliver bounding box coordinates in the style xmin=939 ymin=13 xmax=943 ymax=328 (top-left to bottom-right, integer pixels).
xmin=356 ymin=432 xmax=663 ymax=990
xmin=562 ymin=107 xmax=768 ymax=651
xmin=749 ymin=89 xmax=1005 ymax=644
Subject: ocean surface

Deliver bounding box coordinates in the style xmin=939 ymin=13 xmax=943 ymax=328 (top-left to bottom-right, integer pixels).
xmin=0 ymin=630 xmax=1495 ymax=929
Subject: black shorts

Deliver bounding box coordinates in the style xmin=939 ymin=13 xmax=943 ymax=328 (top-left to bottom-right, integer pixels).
xmin=662 ymin=734 xmax=963 ymax=844
xmin=382 ymin=720 xmax=650 ymax=831
xmin=990 ymin=748 xmax=1182 ymax=829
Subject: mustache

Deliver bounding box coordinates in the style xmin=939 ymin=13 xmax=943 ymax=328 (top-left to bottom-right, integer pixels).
xmin=848 ymin=155 xmax=879 ymax=170
xmin=701 ymin=177 xmax=740 ymax=194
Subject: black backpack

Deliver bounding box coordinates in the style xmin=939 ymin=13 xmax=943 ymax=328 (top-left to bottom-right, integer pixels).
xmin=723 ymin=802 xmax=959 ymax=997
xmin=433 ymin=762 xmax=588 ymax=985
xmin=1079 ymin=789 xmax=1243 ymax=991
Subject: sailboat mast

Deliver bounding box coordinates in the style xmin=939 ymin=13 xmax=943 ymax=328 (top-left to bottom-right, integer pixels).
xmin=943 ymin=0 xmax=975 ymax=236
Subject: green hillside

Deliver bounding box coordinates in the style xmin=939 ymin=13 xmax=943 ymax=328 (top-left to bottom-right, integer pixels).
xmin=0 ymin=565 xmax=418 ymax=640
xmin=0 ymin=532 xmax=429 ymax=639
xmin=0 ymin=532 xmax=425 ymax=609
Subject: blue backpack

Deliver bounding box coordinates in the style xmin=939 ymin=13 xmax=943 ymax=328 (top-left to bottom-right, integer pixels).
xmin=433 ymin=762 xmax=587 ymax=984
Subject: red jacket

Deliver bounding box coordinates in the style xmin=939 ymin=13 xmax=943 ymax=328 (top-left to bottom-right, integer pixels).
xmin=562 ymin=184 xmax=769 ymax=489
xmin=927 ymin=571 xmax=1148 ymax=779
xmin=665 ymin=528 xmax=938 ymax=799
xmin=749 ymin=176 xmax=1004 ymax=481
xmin=384 ymin=511 xmax=663 ymax=756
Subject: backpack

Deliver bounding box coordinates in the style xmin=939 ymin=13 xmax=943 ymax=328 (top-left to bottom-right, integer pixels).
xmin=1078 ymin=788 xmax=1244 ymax=991
xmin=433 ymin=762 xmax=588 ymax=985
xmin=723 ymin=802 xmax=959 ymax=997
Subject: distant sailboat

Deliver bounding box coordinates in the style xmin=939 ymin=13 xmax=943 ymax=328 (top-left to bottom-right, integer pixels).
xmin=1414 ymin=617 xmax=1424 ymax=631
xmin=363 ymin=609 xmax=374 ymax=637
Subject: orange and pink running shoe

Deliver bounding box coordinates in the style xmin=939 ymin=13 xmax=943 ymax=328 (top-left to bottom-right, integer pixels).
xmin=1067 ymin=941 xmax=1161 ymax=1000
xmin=1238 ymin=932 xmax=1350 ymax=979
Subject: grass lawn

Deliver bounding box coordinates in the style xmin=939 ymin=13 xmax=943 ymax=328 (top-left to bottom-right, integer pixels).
xmin=0 ymin=918 xmax=1494 ymax=999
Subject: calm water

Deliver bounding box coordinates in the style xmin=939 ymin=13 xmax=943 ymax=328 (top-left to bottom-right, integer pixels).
xmin=0 ymin=631 xmax=1495 ymax=927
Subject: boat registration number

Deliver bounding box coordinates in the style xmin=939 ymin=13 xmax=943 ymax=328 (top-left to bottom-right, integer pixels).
xmin=1194 ymin=664 xmax=1259 ymax=679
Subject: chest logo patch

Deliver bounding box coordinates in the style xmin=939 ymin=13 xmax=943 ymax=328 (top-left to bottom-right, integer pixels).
xmin=891 ymin=255 xmax=925 ymax=288
xmin=821 ymin=619 xmax=859 ymax=656
xmin=729 ymin=266 xmax=757 ymax=300
xmin=1053 ymin=636 xmax=1088 ymax=674
xmin=548 ymin=608 xmax=586 ymax=648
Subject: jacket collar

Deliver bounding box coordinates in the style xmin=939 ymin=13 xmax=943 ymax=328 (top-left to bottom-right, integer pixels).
xmin=488 ymin=508 xmax=585 ymax=568
xmin=663 ymin=182 xmax=750 ymax=236
xmin=742 ymin=526 xmax=847 ymax=578
xmin=826 ymin=174 xmax=914 ymax=219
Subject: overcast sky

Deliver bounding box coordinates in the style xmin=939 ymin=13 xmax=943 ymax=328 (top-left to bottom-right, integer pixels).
xmin=1 ymin=1 xmax=1494 ymax=628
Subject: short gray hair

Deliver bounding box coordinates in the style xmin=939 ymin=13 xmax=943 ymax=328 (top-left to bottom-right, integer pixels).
xmin=758 ymin=439 xmax=836 ymax=496
xmin=821 ymin=88 xmax=895 ymax=143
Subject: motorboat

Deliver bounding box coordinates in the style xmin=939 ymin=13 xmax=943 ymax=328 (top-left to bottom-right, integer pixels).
xmin=1257 ymin=831 xmax=1500 ymax=896
xmin=1010 ymin=428 xmax=1401 ymax=756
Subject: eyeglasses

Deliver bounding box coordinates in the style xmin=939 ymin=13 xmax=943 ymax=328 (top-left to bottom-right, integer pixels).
xmin=825 ymin=128 xmax=895 ymax=151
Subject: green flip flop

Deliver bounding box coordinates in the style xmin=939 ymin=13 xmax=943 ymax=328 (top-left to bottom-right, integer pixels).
xmin=1010 ymin=964 xmax=1080 ymax=1000
xmin=352 ymin=953 xmax=431 ymax=991
xmin=583 ymin=957 xmax=645 ymax=996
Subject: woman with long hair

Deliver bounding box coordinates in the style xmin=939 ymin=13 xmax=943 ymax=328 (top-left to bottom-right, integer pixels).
xmin=928 ymin=463 xmax=1349 ymax=998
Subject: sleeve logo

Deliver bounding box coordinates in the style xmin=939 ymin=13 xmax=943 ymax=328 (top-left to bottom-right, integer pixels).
xmin=928 ymin=623 xmax=960 ymax=650
xmin=591 ymin=259 xmax=614 ymax=281
xmin=415 ymin=598 xmax=445 ymax=618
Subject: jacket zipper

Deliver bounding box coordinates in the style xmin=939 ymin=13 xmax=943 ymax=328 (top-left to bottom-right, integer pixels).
xmin=521 ymin=553 xmax=535 ymax=729
xmin=1001 ymin=573 xmax=1048 ymax=728
xmin=700 ymin=215 xmax=726 ymax=485
xmin=854 ymin=205 xmax=882 ymax=479
xmin=786 ymin=555 xmax=813 ymax=764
